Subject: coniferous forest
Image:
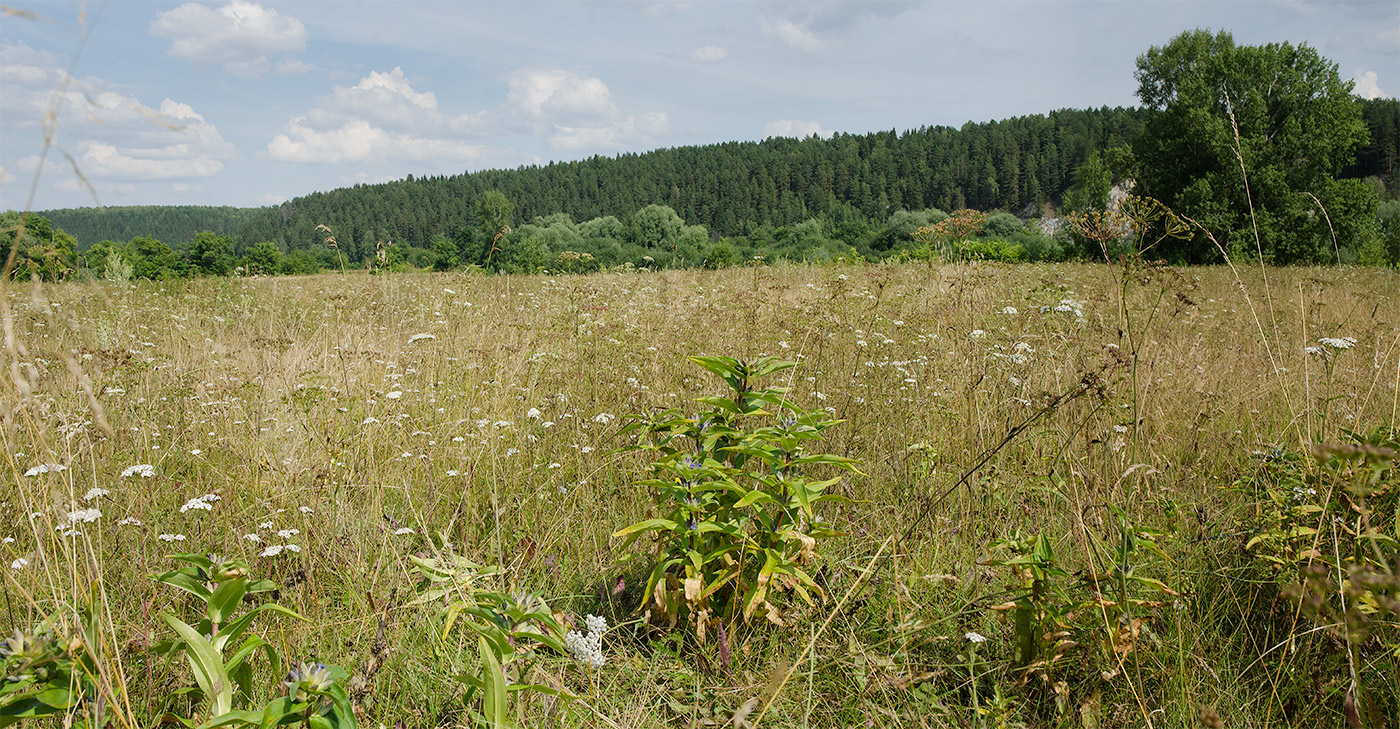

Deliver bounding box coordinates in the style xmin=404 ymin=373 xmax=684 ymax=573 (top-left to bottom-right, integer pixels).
xmin=15 ymin=98 xmax=1400 ymax=278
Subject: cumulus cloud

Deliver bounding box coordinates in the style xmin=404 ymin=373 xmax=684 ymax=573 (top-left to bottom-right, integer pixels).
xmin=763 ymin=18 xmax=824 ymax=52
xmin=0 ymin=41 xmax=235 ymax=186
xmin=263 ymin=67 xmax=484 ymax=164
xmin=265 ymin=65 xmax=670 ymax=164
xmin=690 ymin=45 xmax=727 ymax=63
xmin=1351 ymin=69 xmax=1391 ymax=100
xmin=763 ymin=120 xmax=835 ymax=139
xmin=149 ymin=0 xmax=307 ymax=78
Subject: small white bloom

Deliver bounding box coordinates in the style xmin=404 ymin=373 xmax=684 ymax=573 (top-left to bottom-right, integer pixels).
xmin=1001 ymin=306 xmax=1019 ymax=315
xmin=394 ymin=527 xmax=415 ymax=535
xmin=565 ymin=614 xmax=608 ymax=668
xmin=527 ymin=407 xmax=542 ymax=419
xmin=158 ymin=533 xmax=187 ymax=542
xmin=67 ymin=508 xmax=102 ymax=524
xmin=283 ymin=544 xmax=302 ymax=553
xmin=386 ymin=391 xmax=403 ymax=400
xmin=243 ymin=533 xmax=262 ymax=542
xmin=361 ymin=417 xmax=380 ymax=425
xmin=278 ymin=529 xmax=299 ymax=539
xmin=121 ymin=464 xmax=155 ymax=478
xmin=968 ymin=329 xmax=987 ymax=340
xmin=259 ymin=544 xmax=285 ymax=557
xmin=1318 ymin=336 xmax=1356 ymax=350
xmin=24 ymin=463 xmax=67 ymax=477
xmin=180 ymin=498 xmax=214 ymax=513
xmin=118 ymin=517 xmax=142 ymax=526
xmin=965 ymin=632 xmax=987 ymax=644
xmin=10 ymin=558 xmax=28 ymax=571
xmin=593 ymin=413 xmax=614 ymax=425
xmin=408 ymin=333 xmax=436 ymax=344
xmin=299 ymin=506 xmax=313 ymax=514
xmin=258 ymin=521 xmax=274 ymax=530
xmin=83 ymin=488 xmax=110 ymax=501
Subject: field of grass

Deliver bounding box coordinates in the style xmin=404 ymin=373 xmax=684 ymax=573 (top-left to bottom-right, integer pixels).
xmin=3 ymin=261 xmax=1397 ymax=727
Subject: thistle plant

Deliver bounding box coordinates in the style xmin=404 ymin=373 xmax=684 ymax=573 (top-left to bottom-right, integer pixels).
xmin=613 ymin=355 xmax=861 ymax=641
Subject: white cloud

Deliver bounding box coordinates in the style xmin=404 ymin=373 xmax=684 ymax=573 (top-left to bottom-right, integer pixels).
xmin=263 ymin=68 xmax=484 ymax=164
xmin=1351 ymin=69 xmax=1391 ymax=100
xmin=763 ymin=18 xmax=824 ymax=52
xmin=550 ymin=111 xmax=671 ymax=151
xmin=257 ymin=192 xmax=288 ymax=205
xmin=149 ymin=0 xmax=307 ymax=79
xmin=275 ymin=58 xmax=315 ymax=75
xmin=0 ymin=41 xmax=235 ymax=186
xmin=507 ymin=69 xmax=617 ymax=123
xmin=690 ymin=45 xmax=727 ymax=63
xmin=763 ymin=120 xmax=834 ymax=139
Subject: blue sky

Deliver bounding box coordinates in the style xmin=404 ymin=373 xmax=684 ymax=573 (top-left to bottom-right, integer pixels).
xmin=1 ymin=0 xmax=1395 ymax=211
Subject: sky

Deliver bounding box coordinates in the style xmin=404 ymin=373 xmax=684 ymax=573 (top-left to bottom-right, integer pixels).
xmin=1 ymin=0 xmax=1396 ymax=211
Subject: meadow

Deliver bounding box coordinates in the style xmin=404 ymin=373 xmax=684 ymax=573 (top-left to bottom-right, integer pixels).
xmin=3 ymin=260 xmax=1397 ymax=728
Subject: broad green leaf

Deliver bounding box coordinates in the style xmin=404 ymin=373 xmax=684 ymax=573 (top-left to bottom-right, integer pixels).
xmin=478 ymin=637 xmax=510 ymax=728
xmin=208 ymin=577 xmax=248 ymax=625
xmin=162 ymin=612 xmax=234 ymax=716
xmin=611 ymin=518 xmax=678 ymax=538
xmin=154 ymin=570 xmax=213 ymax=602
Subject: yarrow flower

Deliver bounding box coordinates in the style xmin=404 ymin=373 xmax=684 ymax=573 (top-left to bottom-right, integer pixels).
xmin=66 ymin=508 xmax=102 ymax=524
xmin=1318 ymin=337 xmax=1356 ymax=350
xmin=565 ymin=614 xmax=608 ymax=668
xmin=393 ymin=527 xmax=415 ymax=535
xmin=158 ymin=533 xmax=186 ymax=542
xmin=24 ymin=464 xmax=67 ymax=477
xmin=120 ymin=464 xmax=155 ymax=478
xmin=83 ymin=488 xmax=110 ymax=501
xmin=408 ymin=333 xmax=436 ymax=344
xmin=10 ymin=558 xmax=27 ymax=571
xmin=965 ymin=631 xmax=987 ymax=644
xmin=180 ymin=497 xmax=215 ymax=513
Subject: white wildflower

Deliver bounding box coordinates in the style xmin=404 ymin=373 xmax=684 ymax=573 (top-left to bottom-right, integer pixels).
xmin=283 ymin=544 xmax=301 ymax=553
xmin=566 ymin=614 xmax=608 ymax=668
xmin=83 ymin=488 xmax=110 ymax=501
xmin=968 ymin=330 xmax=987 ymax=340
xmin=526 ymin=407 xmax=542 ymax=419
xmin=278 ymin=529 xmax=299 ymax=539
xmin=158 ymin=533 xmax=186 ymax=542
xmin=67 ymin=508 xmax=102 ymax=524
xmin=179 ymin=498 xmax=214 ymax=513
xmin=965 ymin=632 xmax=987 ymax=643
xmin=386 ymin=391 xmax=403 ymax=400
xmin=244 ymin=533 xmax=262 ymax=542
xmin=24 ymin=464 xmax=67 ymax=477
xmin=393 ymin=527 xmax=415 ymax=535
xmin=118 ymin=517 xmax=142 ymax=526
xmin=121 ymin=464 xmax=155 ymax=478
xmin=408 ymin=333 xmax=436 ymax=344
xmin=361 ymin=417 xmax=380 ymax=425
xmin=258 ymin=521 xmax=274 ymax=530
xmin=299 ymin=506 xmax=313 ymax=514
xmin=1001 ymin=307 xmax=1018 ymax=315
xmin=10 ymin=558 xmax=28 ymax=571
xmin=259 ymin=545 xmax=285 ymax=557
xmin=1318 ymin=337 xmax=1356 ymax=350
xmin=593 ymin=413 xmax=614 ymax=425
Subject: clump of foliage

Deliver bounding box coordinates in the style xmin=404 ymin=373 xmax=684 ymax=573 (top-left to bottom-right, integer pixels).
xmin=614 ymin=356 xmax=860 ymax=642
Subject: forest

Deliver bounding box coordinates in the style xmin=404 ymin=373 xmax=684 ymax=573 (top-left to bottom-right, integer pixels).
xmin=12 ymin=95 xmax=1400 ymax=279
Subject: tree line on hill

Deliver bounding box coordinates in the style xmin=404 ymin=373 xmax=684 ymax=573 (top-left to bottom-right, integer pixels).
xmin=10 ymin=31 xmax=1400 ymax=281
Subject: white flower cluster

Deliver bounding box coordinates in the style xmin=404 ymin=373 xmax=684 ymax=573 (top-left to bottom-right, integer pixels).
xmin=83 ymin=488 xmax=110 ymax=501
xmin=66 ymin=508 xmax=102 ymax=524
xmin=23 ymin=464 xmax=67 ymax=477
xmin=1318 ymin=337 xmax=1356 ymax=350
xmin=179 ymin=493 xmax=220 ymax=513
xmin=408 ymin=333 xmax=436 ymax=344
xmin=121 ymin=464 xmax=156 ymax=478
xmin=565 ymin=614 xmax=608 ymax=668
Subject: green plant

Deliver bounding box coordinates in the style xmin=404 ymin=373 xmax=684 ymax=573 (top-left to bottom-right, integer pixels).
xmin=151 ymin=553 xmax=306 ymax=723
xmin=613 ymin=356 xmax=860 ymax=641
xmin=410 ymin=548 xmax=575 ymax=727
xmin=1240 ymin=429 xmax=1399 ymax=718
xmin=0 ymin=598 xmax=106 ymax=728
xmin=985 ymin=533 xmax=1085 ymax=681
xmin=206 ymin=662 xmax=358 ymax=729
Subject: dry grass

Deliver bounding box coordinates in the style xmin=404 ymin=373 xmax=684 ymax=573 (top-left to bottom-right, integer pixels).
xmin=3 ymin=261 xmax=1397 ymax=727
